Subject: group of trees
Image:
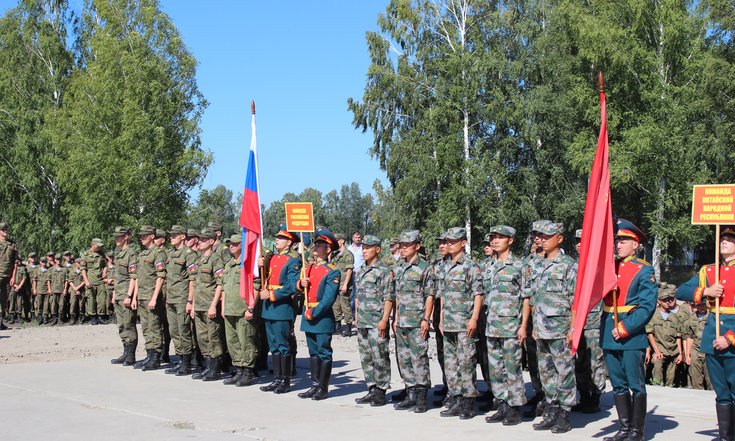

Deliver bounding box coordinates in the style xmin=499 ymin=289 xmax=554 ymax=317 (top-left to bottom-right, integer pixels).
xmin=0 ymin=0 xmax=209 ymax=254
xmin=348 ymin=0 xmax=735 ymax=277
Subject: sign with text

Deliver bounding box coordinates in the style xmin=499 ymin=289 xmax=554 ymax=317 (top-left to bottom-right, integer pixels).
xmin=691 ymin=184 xmax=735 ymax=224
xmin=284 ymin=202 xmax=315 ymax=232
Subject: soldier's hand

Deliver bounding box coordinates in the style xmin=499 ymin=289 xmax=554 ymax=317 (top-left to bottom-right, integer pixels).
xmin=258 ymin=257 xmax=265 ymax=267
xmin=466 ymin=318 xmax=477 ymax=338
xmin=566 ymin=331 xmax=573 ymax=347
xmin=189 ymin=309 xmax=195 ymax=319
xmin=84 ymin=281 xmax=91 ymax=288
xmin=713 ymin=336 xmax=731 ymax=351
xmin=391 ymin=319 xmax=397 ymax=335
xmin=611 ymin=328 xmax=620 ymax=340
xmin=517 ymin=326 xmax=527 ymax=345
xmin=377 ymin=318 xmax=388 ymax=338
xmin=685 ymin=355 xmax=692 ymax=365
xmin=420 ymin=320 xmax=430 ymax=340
xmin=185 ymin=303 xmax=193 ymax=314
xmin=675 ymin=354 xmax=683 ymax=364
xmin=123 ymin=297 xmax=131 ymax=308
xmin=300 ymin=278 xmax=310 ymax=291
xmin=131 ymin=299 xmax=137 ymax=310
xmin=653 ymin=351 xmax=664 ymax=361
xmin=258 ymin=289 xmax=270 ymax=300
xmin=208 ymin=306 xmax=216 ymax=319
xmin=147 ymin=299 xmax=156 ymax=311
xmin=645 ymin=352 xmax=651 ymax=364
xmin=244 ymin=310 xmax=254 ymax=321
xmin=704 ymin=284 xmax=724 ymax=298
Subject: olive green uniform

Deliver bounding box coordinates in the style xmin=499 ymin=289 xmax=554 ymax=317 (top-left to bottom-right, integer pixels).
xmin=47 ymin=264 xmax=67 ymax=317
xmin=35 ymin=265 xmax=50 ymax=319
xmin=646 ymin=304 xmax=689 ymax=386
xmin=166 ymin=246 xmax=197 ymax=356
xmin=193 ymin=252 xmax=225 ymax=358
xmin=0 ymin=239 xmax=18 ymax=324
xmin=8 ymin=264 xmax=27 ymax=318
xmin=686 ymin=311 xmax=711 ymax=390
xmin=223 ymin=256 xmax=260 ymax=369
xmin=114 ymin=247 xmax=138 ymax=346
xmin=136 ymin=247 xmax=166 ymax=350
xmin=81 ymin=249 xmax=106 ymax=317
xmin=67 ymin=267 xmax=85 ymax=321
xmin=331 ymin=247 xmax=355 ymax=326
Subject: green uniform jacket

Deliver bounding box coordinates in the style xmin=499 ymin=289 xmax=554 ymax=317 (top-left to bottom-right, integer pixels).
xmin=166 ymin=246 xmax=196 ymax=304
xmin=528 ymin=252 xmax=577 ymax=339
xmin=482 ymin=253 xmax=527 ymax=338
xmin=0 ymin=239 xmax=18 ymax=278
xmin=222 ymin=257 xmax=248 ymax=317
xmin=50 ymin=265 xmax=67 ymax=293
xmin=192 ymin=251 xmax=224 ymax=312
xmin=136 ymin=247 xmax=166 ymax=302
xmin=114 ymin=247 xmax=137 ymax=301
xmin=81 ymin=249 xmax=105 ymax=286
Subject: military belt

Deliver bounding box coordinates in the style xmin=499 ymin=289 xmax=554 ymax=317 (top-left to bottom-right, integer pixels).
xmin=306 ymin=301 xmax=319 ymax=308
xmin=603 ymin=305 xmax=636 ymax=313
xmin=711 ymin=307 xmax=735 ymax=315
xmin=267 ymin=284 xmax=283 ymax=290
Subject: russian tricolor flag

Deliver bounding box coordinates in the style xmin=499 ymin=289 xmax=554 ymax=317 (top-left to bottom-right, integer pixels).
xmin=239 ymin=101 xmax=262 ymax=307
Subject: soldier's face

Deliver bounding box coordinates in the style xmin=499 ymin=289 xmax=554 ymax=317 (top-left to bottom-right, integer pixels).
xmin=274 ymin=236 xmax=292 ymax=252
xmin=533 ymin=232 xmax=543 ymax=247
xmin=313 ymin=242 xmax=330 ymax=260
xmin=139 ymin=234 xmax=154 ymax=248
xmin=228 ymin=241 xmax=242 ymax=257
xmin=114 ymin=235 xmax=126 ymax=247
xmin=399 ymin=242 xmax=420 ymax=260
xmin=446 ymin=238 xmax=466 ymax=256
xmin=575 ymin=240 xmax=581 ymax=254
xmin=170 ymin=233 xmax=185 ymax=247
xmin=540 ymin=233 xmax=563 ymax=252
xmin=390 ymin=243 xmax=399 ymax=253
xmin=490 ymin=234 xmax=513 ymax=254
xmin=197 ymin=238 xmax=213 ymax=252
xmin=0 ymin=228 xmax=7 ymax=239
xmin=155 ymin=237 xmax=165 ymax=246
xmin=362 ymin=244 xmax=379 ymax=261
xmin=439 ymin=240 xmax=449 ymax=256
xmin=615 ymin=238 xmax=638 ymax=258
xmin=185 ymin=237 xmax=198 ymax=248
xmin=721 ymin=235 xmax=735 ymax=258
xmin=91 ymin=244 xmax=101 ymax=252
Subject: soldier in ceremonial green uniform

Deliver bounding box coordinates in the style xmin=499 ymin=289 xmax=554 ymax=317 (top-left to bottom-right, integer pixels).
xmin=80 ymin=238 xmax=107 ymax=325
xmin=296 ymin=227 xmax=340 ymax=400
xmin=676 ymin=225 xmax=735 ymax=441
xmin=163 ymin=225 xmax=197 ymax=375
xmin=684 ymin=301 xmax=710 ymax=390
xmin=47 ymin=254 xmax=67 ymax=325
xmin=68 ymin=259 xmax=85 ymax=325
xmin=437 ymin=227 xmax=484 ymax=420
xmin=221 ymin=233 xmax=260 ymax=386
xmin=601 ymin=219 xmax=657 ymax=441
xmin=389 ymin=230 xmax=433 ymax=412
xmin=258 ymin=225 xmax=302 ymax=394
xmin=482 ymin=225 xmax=529 ymax=426
xmin=190 ymin=228 xmax=226 ymax=380
xmin=0 ymin=222 xmax=18 ymax=330
xmin=132 ymin=226 xmax=167 ymax=371
xmin=110 ymin=226 xmax=138 ymax=366
xmin=646 ymin=283 xmax=688 ymax=386
xmin=8 ymin=258 xmax=27 ymax=324
xmin=154 ymin=229 xmax=172 ymax=363
xmin=529 ymin=222 xmax=577 ymax=434
xmin=353 ymin=234 xmax=393 ymax=406
xmin=331 ymin=233 xmax=355 ymax=336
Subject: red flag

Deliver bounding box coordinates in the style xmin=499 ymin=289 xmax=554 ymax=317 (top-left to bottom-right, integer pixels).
xmin=571 ymin=73 xmax=618 ymax=355
xmin=239 ymin=101 xmax=262 ymax=308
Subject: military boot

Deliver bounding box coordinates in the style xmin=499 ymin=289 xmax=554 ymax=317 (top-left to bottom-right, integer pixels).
xmin=394 ymin=387 xmax=417 ymax=410
xmin=275 ymin=354 xmax=293 ymax=393
xmin=50 ymin=314 xmax=58 ymax=325
xmin=142 ymin=350 xmax=161 ymax=371
xmin=311 ymin=360 xmax=332 ymax=400
xmin=391 ymin=388 xmax=408 ymax=402
xmin=716 ymin=403 xmax=734 ymax=441
xmin=123 ymin=344 xmax=136 ymax=366
xmin=8 ymin=313 xmax=16 ymax=324
xmin=584 ymin=390 xmax=601 ymax=414
xmin=203 ymin=356 xmax=223 ymax=381
xmin=192 ymin=358 xmax=212 ymax=380
xmin=603 ymin=393 xmax=632 ymax=441
xmin=299 ymin=357 xmax=322 ymax=399
xmin=42 ymin=314 xmax=48 ymax=325
xmin=164 ymin=356 xmax=181 ymax=375
xmin=551 ymin=409 xmax=572 ymax=433
xmin=572 ymin=390 xmax=590 ymax=412
xmin=485 ymin=401 xmax=508 ymax=423
xmin=459 ymin=397 xmax=476 ymax=420
xmin=111 ymin=345 xmax=128 ymax=364
xmin=413 ymin=387 xmax=428 ymax=413
xmin=175 ymin=354 xmax=193 ymax=376
xmin=260 ymin=353 xmax=282 ymax=392
xmin=532 ymin=404 xmax=559 ymax=430
xmin=627 ymin=394 xmax=647 ymax=441
xmin=502 ymin=405 xmax=523 ymax=426
xmin=370 ymin=388 xmax=387 ymax=407
xmin=355 ymin=386 xmax=375 ymax=404
xmin=90 ymin=315 xmax=98 ymax=325
xmin=134 ymin=350 xmax=151 ymax=369
xmin=236 ymin=368 xmax=256 ymax=387
xmin=439 ymin=395 xmax=463 ymax=417
xmin=224 ymin=367 xmax=244 ymax=385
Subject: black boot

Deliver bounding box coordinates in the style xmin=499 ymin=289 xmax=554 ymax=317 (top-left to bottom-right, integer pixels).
xmin=275 ymin=354 xmax=293 ymax=393
xmin=8 ymin=313 xmax=15 ymax=324
xmin=123 ymin=344 xmax=136 ymax=366
xmin=572 ymin=390 xmax=589 ymax=412
xmin=413 ymin=387 xmax=428 ymax=413
xmin=391 ymin=388 xmax=408 ymax=402
xmin=532 ymin=404 xmax=559 ymax=430
xmin=459 ymin=397 xmax=476 ymax=420
xmin=236 ymin=368 xmax=256 ymax=387
xmin=486 ymin=401 xmax=508 ymax=423
xmin=224 ymin=367 xmax=244 ymax=385
xmin=111 ymin=345 xmax=128 ymax=364
xmin=503 ymin=405 xmax=523 ymax=426
xmin=175 ymin=354 xmax=193 ymax=376
xmin=203 ymin=356 xmax=223 ymax=381
xmin=42 ymin=314 xmax=48 ymax=324
xmin=164 ymin=356 xmax=181 ymax=375
xmin=394 ymin=387 xmax=417 ymax=410
xmin=260 ymin=353 xmax=282 ymax=392
xmin=371 ymin=388 xmax=387 ymax=407
xmin=142 ymin=350 xmax=161 ymax=371
xmin=191 ymin=350 xmax=203 ymax=372
xmin=90 ymin=315 xmax=98 ymax=325
xmin=299 ymin=357 xmax=322 ymax=399
xmin=341 ymin=323 xmax=351 ymax=337
xmin=551 ymin=409 xmax=572 ymax=433
xmin=134 ymin=349 xmax=152 ymax=369
xmin=584 ymin=391 xmax=601 ymax=414
xmin=311 ymin=360 xmax=332 ymax=400
xmin=355 ymin=386 xmax=375 ymax=404
xmin=192 ymin=357 xmax=212 ymax=380
xmin=603 ymin=393 xmax=632 ymax=441
xmin=627 ymin=394 xmax=647 ymax=441
xmin=716 ymin=403 xmax=734 ymax=441
xmin=440 ymin=395 xmax=463 ymax=417
xmin=48 ymin=314 xmax=57 ymax=325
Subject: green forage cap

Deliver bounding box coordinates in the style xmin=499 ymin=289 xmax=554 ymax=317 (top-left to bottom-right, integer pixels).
xmin=489 ymin=225 xmax=516 ymax=238
xmin=399 ymin=230 xmax=421 ymax=244
xmin=362 ymin=235 xmax=381 ymax=246
xmin=225 ymin=233 xmax=242 ymax=244
xmin=137 ymin=225 xmax=155 ymax=236
xmin=112 ymin=226 xmax=131 ymax=236
xmin=168 ymin=225 xmax=187 ymax=235
xmin=531 ymin=220 xmax=552 ymax=233
xmin=199 ymin=228 xmax=216 ymax=240
xmin=538 ymin=222 xmax=564 ymax=235
xmin=91 ymin=238 xmax=104 ymax=247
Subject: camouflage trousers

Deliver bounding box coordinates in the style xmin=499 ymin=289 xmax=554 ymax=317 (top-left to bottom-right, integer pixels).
xmin=652 ymin=354 xmax=678 ymax=386
xmin=537 ymin=338 xmax=577 ymax=411
xmin=114 ymin=300 xmax=138 ymax=346
xmin=357 ymin=327 xmax=391 ymax=390
xmin=7 ymin=288 xmax=24 ymax=314
xmin=69 ymin=292 xmax=83 ymax=318
xmin=395 ymin=327 xmax=430 ymax=388
xmin=166 ymin=302 xmax=193 ymax=355
xmin=689 ymin=352 xmax=711 ymax=390
xmin=444 ymin=331 xmax=479 ymax=398
xmin=487 ymin=337 xmax=527 ymax=406
xmin=575 ymin=328 xmax=607 ymax=393
xmin=224 ymin=315 xmax=260 ymax=369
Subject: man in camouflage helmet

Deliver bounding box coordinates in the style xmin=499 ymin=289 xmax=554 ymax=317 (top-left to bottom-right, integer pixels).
xmin=353 ymin=234 xmax=394 ymax=406
xmin=389 ymin=230 xmax=433 ymax=412
xmin=111 ymin=226 xmax=138 ymax=366
xmin=331 ymin=233 xmax=355 ymax=337
xmin=436 ymin=227 xmax=484 ymax=420
xmin=528 ymin=222 xmax=578 ymax=433
xmin=482 ymin=225 xmax=529 ymax=426
xmin=0 ymin=222 xmax=18 ymax=329
xmin=80 ymin=238 xmax=107 ymax=325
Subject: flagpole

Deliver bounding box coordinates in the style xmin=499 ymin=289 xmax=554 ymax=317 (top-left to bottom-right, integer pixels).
xmin=715 ymin=224 xmax=720 ymax=337
xmin=251 ymin=100 xmax=266 ymax=294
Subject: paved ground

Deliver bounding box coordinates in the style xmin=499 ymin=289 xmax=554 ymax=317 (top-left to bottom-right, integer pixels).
xmin=0 ymin=321 xmax=720 ymax=440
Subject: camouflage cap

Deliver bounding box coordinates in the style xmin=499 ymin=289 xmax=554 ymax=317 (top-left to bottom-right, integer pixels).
xmin=137 ymin=225 xmax=155 ymax=236
xmin=225 ymin=233 xmax=242 ymax=244
xmin=91 ymin=238 xmax=104 ymax=247
xmin=199 ymin=228 xmax=216 ymax=240
xmin=63 ymin=250 xmax=71 ymax=256
xmin=538 ymin=222 xmax=564 ymax=235
xmin=335 ymin=233 xmax=347 ymax=241
xmin=168 ymin=225 xmax=186 ymax=235
xmin=0 ymin=221 xmax=8 ymax=230
xmin=47 ymin=251 xmax=54 ymax=256
xmin=54 ymin=253 xmax=62 ymax=259
xmin=154 ymin=229 xmax=167 ymax=238
xmin=28 ymin=252 xmax=37 ymax=258
xmin=658 ymin=282 xmax=676 ymax=299
xmin=531 ymin=220 xmax=552 ymax=233
xmin=362 ymin=234 xmax=381 ymax=246
xmin=389 ymin=237 xmax=399 ymax=245
xmin=445 ymin=227 xmax=467 ymax=240
xmin=437 ymin=231 xmax=448 ymax=241
xmin=112 ymin=226 xmax=131 ymax=237
xmin=575 ymin=229 xmax=583 ymax=239
xmin=482 ymin=233 xmax=492 ymax=243
xmin=186 ymin=228 xmax=199 ymax=238
xmin=40 ymin=257 xmax=47 ymax=263
xmin=398 ymin=230 xmax=421 ymax=244
xmin=207 ymin=221 xmax=223 ymax=232
xmin=489 ymin=225 xmax=517 ymax=238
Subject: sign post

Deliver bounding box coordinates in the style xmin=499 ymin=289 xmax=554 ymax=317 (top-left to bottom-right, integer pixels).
xmin=284 ymin=202 xmax=315 ymax=299
xmin=691 ymin=184 xmax=735 ymax=337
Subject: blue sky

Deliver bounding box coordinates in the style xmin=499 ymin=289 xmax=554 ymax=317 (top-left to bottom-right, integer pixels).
xmin=0 ymin=0 xmax=388 ymax=206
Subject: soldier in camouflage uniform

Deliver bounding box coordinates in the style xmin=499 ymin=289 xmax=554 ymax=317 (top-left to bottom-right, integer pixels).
xmin=80 ymin=238 xmax=107 ymax=325
xmin=8 ymin=258 xmax=27 ymax=324
xmin=482 ymin=226 xmax=529 ymax=426
xmin=0 ymin=222 xmax=18 ymax=330
xmin=36 ymin=257 xmax=51 ymax=325
xmin=381 ymin=237 xmax=401 ymax=269
xmin=685 ymin=301 xmax=710 ymax=390
xmin=68 ymin=259 xmax=85 ymax=325
xmin=184 ymin=229 xmax=203 ymax=371
xmin=572 ymin=229 xmax=606 ymax=413
xmin=27 ymin=253 xmax=39 ymax=322
xmin=47 ymin=254 xmax=67 ymax=325
xmin=427 ymin=233 xmax=449 ymax=403
xmin=389 ymin=230 xmax=433 ymax=412
xmin=133 ymin=226 xmax=167 ymax=371
xmin=436 ymin=227 xmax=484 ymax=420
xmin=208 ymin=222 xmax=231 ymax=264
xmin=528 ymin=222 xmax=578 ymax=434
xmin=154 ymin=229 xmax=172 ymax=363
xmin=104 ymin=252 xmax=115 ymax=322
xmin=332 ymin=233 xmax=355 ymax=336
xmin=110 ymin=226 xmax=138 ymax=365
xmin=646 ymin=282 xmax=688 ymax=386
xmin=353 ymin=234 xmax=394 ymax=407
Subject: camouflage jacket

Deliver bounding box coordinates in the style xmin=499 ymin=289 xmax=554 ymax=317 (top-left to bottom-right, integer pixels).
xmin=645 ymin=305 xmax=690 ymax=356
xmin=390 ymin=256 xmax=431 ymax=328
xmin=425 ymin=256 xmax=448 ymax=299
xmin=686 ymin=312 xmax=708 ymax=354
xmin=440 ymin=253 xmax=483 ymax=332
xmin=527 ymin=252 xmax=577 ymax=339
xmin=481 ymin=253 xmax=527 ymax=338
xmin=354 ymin=259 xmax=393 ymax=329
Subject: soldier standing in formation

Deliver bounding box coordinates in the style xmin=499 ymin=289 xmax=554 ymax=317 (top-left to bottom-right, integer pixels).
xmin=646 ymin=282 xmax=688 ymax=386
xmin=68 ymin=258 xmax=85 ymax=324
xmin=428 ymin=232 xmax=449 ymax=404
xmin=331 ymin=233 xmax=355 ymax=337
xmin=602 ymin=219 xmax=657 ymax=441
xmin=36 ymin=256 xmax=50 ymax=324
xmin=80 ymin=238 xmax=107 ymax=325
xmin=523 ymin=220 xmax=548 ymax=414
xmin=482 ymin=225 xmax=528 ymax=426
xmin=8 ymin=257 xmax=26 ymax=324
xmin=353 ymin=234 xmax=393 ymax=406
xmin=164 ymin=225 xmax=197 ymax=375
xmin=0 ymin=222 xmax=18 ymax=330
xmin=684 ymin=301 xmax=710 ymax=390
xmin=110 ymin=226 xmax=138 ymax=366
xmin=48 ymin=253 xmax=67 ymax=325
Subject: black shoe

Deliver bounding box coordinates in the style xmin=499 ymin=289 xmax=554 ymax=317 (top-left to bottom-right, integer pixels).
xmin=394 ymin=387 xmax=417 ymax=410
xmin=50 ymin=314 xmax=58 ymax=325
xmin=603 ymin=393 xmax=632 ymax=441
xmin=440 ymin=396 xmax=462 ymax=417
xmin=260 ymin=353 xmax=282 ymax=392
xmin=502 ymin=406 xmax=522 ymax=426
xmin=142 ymin=350 xmax=161 ymax=371
xmin=275 ymin=354 xmax=293 ymax=393
xmin=551 ymin=409 xmax=572 ymax=433
xmin=716 ymin=403 xmax=734 ymax=441
xmin=224 ymin=367 xmax=244 ymax=385
xmin=459 ymin=397 xmax=476 ymax=420
xmin=434 ymin=385 xmax=448 ymax=398
xmin=486 ymin=401 xmax=508 ymax=423
xmin=370 ymin=388 xmax=387 ymax=407
xmin=341 ymin=323 xmax=352 ymax=337
xmin=572 ymin=390 xmax=590 ymax=412
xmin=175 ymin=354 xmax=193 ymax=376
xmin=583 ymin=391 xmax=601 ymax=414
xmin=203 ymin=357 xmax=223 ymax=381
xmin=42 ymin=315 xmax=48 ymax=324
xmin=0 ymin=322 xmax=8 ymax=330
xmin=355 ymin=386 xmax=376 ymax=404
xmin=192 ymin=358 xmax=212 ymax=380
xmin=532 ymin=404 xmax=559 ymax=431
xmin=111 ymin=345 xmax=128 ymax=364
xmin=413 ymin=387 xmax=428 ymax=413
xmin=123 ymin=344 xmax=136 ymax=366
xmin=8 ymin=314 xmax=16 ymax=324
xmin=236 ymin=368 xmax=256 ymax=387
xmin=134 ymin=350 xmax=152 ymax=369
xmin=391 ymin=388 xmax=408 ymax=402
xmin=90 ymin=315 xmax=98 ymax=325
xmin=627 ymin=394 xmax=647 ymax=441
xmin=311 ymin=360 xmax=332 ymax=400
xmin=299 ymin=357 xmax=322 ymax=399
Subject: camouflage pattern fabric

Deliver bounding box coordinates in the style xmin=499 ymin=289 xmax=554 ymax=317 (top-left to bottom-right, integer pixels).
xmin=481 ymin=253 xmax=526 ymax=338
xmin=575 ymin=328 xmax=607 ymax=394
xmin=440 ymin=254 xmax=483 ymax=332
xmin=686 ymin=313 xmax=710 ymax=390
xmin=443 ymin=332 xmax=479 ymax=397
xmin=527 ymin=253 xmax=577 ymax=339
xmin=354 ymin=259 xmax=393 ymax=329
xmin=487 ymin=336 xmax=527 ymax=406
xmin=646 ymin=305 xmax=689 ymax=386
xmin=395 ymin=326 xmax=430 ymax=388
xmin=357 ymin=328 xmax=391 ymax=390
xmin=538 ymin=338 xmax=578 ymax=411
